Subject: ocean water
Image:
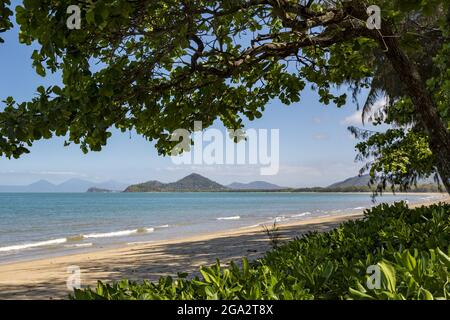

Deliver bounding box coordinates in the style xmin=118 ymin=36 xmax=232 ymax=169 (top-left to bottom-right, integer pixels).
xmin=0 ymin=192 xmax=439 ymax=263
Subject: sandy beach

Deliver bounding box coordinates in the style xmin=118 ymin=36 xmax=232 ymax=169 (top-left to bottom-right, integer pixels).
xmin=0 ymin=194 xmax=448 ymax=300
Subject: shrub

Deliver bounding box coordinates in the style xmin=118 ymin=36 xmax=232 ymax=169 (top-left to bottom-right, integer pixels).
xmin=72 ymin=202 xmax=450 ymax=300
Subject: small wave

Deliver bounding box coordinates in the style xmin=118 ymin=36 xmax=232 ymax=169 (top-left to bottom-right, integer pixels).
xmin=353 ymin=206 xmax=366 ymax=210
xmin=0 ymin=226 xmax=156 ymax=253
xmin=84 ymin=229 xmax=137 ymax=239
xmin=155 ymin=224 xmax=169 ymax=228
xmin=292 ymin=212 xmax=311 ymax=218
xmin=0 ymin=238 xmax=67 ymax=253
xmin=84 ymin=227 xmax=154 ymax=239
xmin=217 ymin=216 xmax=240 ymax=221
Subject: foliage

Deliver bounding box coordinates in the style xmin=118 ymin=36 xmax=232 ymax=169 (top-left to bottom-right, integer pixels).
xmin=350 ymin=248 xmax=450 ymax=300
xmin=0 ymin=0 xmax=12 ymax=43
xmin=72 ymin=202 xmax=450 ymax=300
xmin=352 ymin=128 xmax=439 ymax=193
xmin=0 ymin=0 xmax=363 ymax=158
xmin=348 ymin=1 xmax=450 ymax=192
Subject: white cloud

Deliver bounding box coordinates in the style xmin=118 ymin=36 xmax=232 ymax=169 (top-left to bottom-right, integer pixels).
xmin=341 ymin=110 xmax=363 ymax=126
xmin=313 ymin=133 xmax=329 ymax=141
xmin=341 ymin=97 xmax=388 ymax=126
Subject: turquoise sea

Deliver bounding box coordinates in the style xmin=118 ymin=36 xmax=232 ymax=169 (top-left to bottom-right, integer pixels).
xmin=0 ymin=192 xmax=439 ymax=263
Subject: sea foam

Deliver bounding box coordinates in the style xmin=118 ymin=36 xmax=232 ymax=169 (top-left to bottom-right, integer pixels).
xmin=84 ymin=227 xmax=154 ymax=239
xmin=0 ymin=238 xmax=67 ymax=252
xmin=216 ymin=216 xmax=240 ymax=221
xmin=292 ymin=211 xmax=311 ymax=218
xmin=0 ymin=226 xmax=156 ymax=253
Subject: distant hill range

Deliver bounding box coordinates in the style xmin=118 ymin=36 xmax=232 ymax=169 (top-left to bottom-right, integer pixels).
xmin=227 ymin=181 xmax=285 ymax=190
xmin=0 ymin=173 xmax=442 ymax=193
xmin=327 ymin=175 xmax=372 ymax=189
xmin=293 ymin=174 xmax=441 ymax=192
xmin=0 ymin=179 xmax=128 ymax=193
xmin=125 ymin=173 xmax=441 ymax=193
xmin=124 ymin=173 xmax=229 ymax=192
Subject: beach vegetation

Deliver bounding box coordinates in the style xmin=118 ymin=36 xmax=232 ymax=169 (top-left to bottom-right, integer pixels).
xmin=262 ymin=222 xmax=281 ymax=249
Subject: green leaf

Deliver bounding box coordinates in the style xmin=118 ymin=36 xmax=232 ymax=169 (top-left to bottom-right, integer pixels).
xmin=378 ymin=261 xmax=397 ymax=293
xmin=349 ymin=287 xmax=376 ymax=300
xmin=436 ymin=248 xmax=450 ymax=268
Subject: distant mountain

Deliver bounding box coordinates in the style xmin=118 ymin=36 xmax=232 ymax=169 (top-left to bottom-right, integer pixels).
xmin=27 ymin=179 xmax=57 ymax=191
xmin=227 ymin=181 xmax=285 ymax=190
xmin=0 ymin=179 xmax=128 ymax=193
xmin=328 ymin=174 xmax=439 ymax=189
xmin=0 ymin=179 xmax=56 ymax=193
xmin=327 ymin=175 xmax=371 ymax=188
xmin=124 ymin=173 xmax=229 ymax=192
xmin=57 ymin=179 xmax=95 ymax=192
xmin=171 ymin=173 xmax=227 ymax=191
xmin=322 ymin=174 xmax=440 ymax=192
xmin=127 ymin=180 xmax=165 ymax=192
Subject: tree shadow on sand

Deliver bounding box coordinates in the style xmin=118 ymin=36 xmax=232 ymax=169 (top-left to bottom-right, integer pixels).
xmin=0 ymin=219 xmax=350 ymax=299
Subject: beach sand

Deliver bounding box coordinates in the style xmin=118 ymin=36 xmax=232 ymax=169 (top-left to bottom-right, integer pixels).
xmin=0 ymin=194 xmax=448 ymax=300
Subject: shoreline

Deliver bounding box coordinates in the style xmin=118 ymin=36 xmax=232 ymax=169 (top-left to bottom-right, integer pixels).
xmin=0 ymin=192 xmax=444 ymax=265
xmin=0 ymin=192 xmax=445 ymax=266
xmin=0 ymin=194 xmax=447 ymax=299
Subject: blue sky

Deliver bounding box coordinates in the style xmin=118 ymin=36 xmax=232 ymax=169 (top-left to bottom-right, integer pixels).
xmin=0 ymin=4 xmax=380 ymax=188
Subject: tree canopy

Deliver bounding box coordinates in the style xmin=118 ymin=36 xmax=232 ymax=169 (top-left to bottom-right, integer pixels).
xmin=347 ymin=3 xmax=450 ymax=193
xmin=0 ymin=0 xmax=449 ymax=193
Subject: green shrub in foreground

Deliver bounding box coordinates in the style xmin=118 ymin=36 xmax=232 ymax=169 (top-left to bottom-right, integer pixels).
xmin=72 ymin=202 xmax=450 ymax=300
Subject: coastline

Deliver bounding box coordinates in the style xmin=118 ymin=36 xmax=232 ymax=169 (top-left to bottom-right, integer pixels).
xmin=0 ymin=193 xmax=447 ymax=299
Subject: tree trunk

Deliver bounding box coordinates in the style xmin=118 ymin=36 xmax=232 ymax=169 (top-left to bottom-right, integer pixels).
xmin=375 ymin=25 xmax=450 ymax=194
